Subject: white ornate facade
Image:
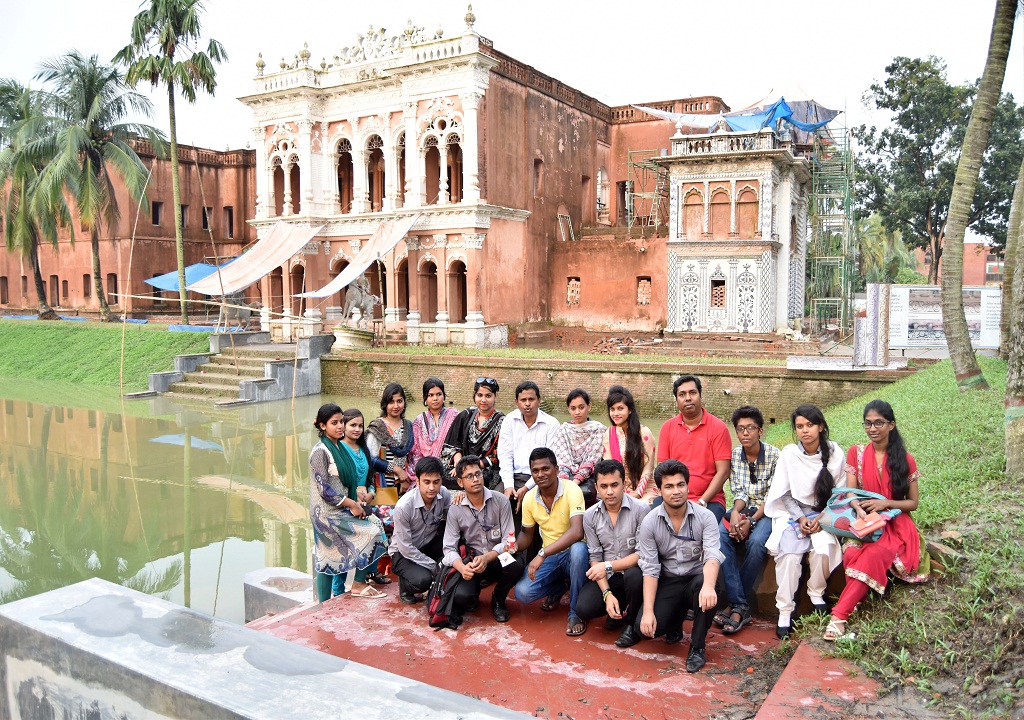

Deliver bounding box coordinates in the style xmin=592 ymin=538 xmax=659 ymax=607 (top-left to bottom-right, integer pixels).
xmin=662 ymin=128 xmax=811 ymax=334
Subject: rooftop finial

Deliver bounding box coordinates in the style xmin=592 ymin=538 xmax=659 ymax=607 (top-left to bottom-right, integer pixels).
xmin=300 ymin=42 xmax=311 ymax=65
xmin=465 ymin=4 xmax=476 ymax=30
xmin=255 ymin=53 xmax=265 ymax=76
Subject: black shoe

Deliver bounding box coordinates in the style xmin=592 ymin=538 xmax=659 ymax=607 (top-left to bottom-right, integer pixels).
xmin=491 ymin=600 xmax=510 ymax=623
xmin=604 ymin=616 xmax=625 ymax=631
xmin=399 ymin=591 xmax=420 ymax=605
xmin=776 ymin=624 xmax=792 ymax=639
xmin=465 ymin=598 xmax=480 ymax=613
xmin=811 ymin=600 xmax=829 ymax=614
xmin=666 ymin=629 xmax=684 ymax=645
xmin=685 ymin=608 xmax=694 ymax=621
xmin=614 ymin=625 xmax=641 ymax=648
xmin=685 ymin=647 xmax=707 ymax=673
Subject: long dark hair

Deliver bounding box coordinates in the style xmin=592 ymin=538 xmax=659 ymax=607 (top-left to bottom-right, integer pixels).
xmin=791 ymin=403 xmax=834 ymax=512
xmin=379 ymin=382 xmax=407 ymax=418
xmin=864 ymin=399 xmax=910 ymax=500
xmin=340 ymin=407 xmax=368 ymax=449
xmin=313 ymin=403 xmax=343 ymax=437
xmin=607 ymin=385 xmax=643 ymax=487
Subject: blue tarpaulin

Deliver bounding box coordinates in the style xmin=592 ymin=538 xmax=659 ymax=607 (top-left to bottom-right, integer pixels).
xmin=724 ymin=98 xmax=839 ymax=133
xmin=145 ymin=262 xmax=233 ymax=294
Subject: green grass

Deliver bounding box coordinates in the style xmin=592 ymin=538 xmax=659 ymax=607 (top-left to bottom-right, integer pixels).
xmin=348 ymin=344 xmax=788 ymax=366
xmin=765 ymin=357 xmax=1021 ymax=718
xmin=0 ymin=320 xmax=211 ymax=390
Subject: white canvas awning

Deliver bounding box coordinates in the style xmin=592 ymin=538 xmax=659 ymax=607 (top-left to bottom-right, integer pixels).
xmin=186 ymin=221 xmax=323 ymax=296
xmin=299 ymin=213 xmax=421 ymax=298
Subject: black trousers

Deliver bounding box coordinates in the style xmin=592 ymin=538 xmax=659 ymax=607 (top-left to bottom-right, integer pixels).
xmin=576 ymin=566 xmax=644 ymax=625
xmin=633 ymin=570 xmax=725 ymax=651
xmin=451 ymin=555 xmax=525 ymax=620
xmin=391 ymin=534 xmax=444 ymax=595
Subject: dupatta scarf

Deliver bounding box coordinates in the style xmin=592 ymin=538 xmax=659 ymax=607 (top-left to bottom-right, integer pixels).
xmin=552 ymin=420 xmax=606 ymax=482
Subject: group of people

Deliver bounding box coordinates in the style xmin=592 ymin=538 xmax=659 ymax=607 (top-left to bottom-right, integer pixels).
xmin=308 ymin=373 xmax=927 ymax=674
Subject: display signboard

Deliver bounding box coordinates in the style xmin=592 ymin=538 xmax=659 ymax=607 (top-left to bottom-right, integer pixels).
xmin=888 ymin=285 xmax=1001 ymax=349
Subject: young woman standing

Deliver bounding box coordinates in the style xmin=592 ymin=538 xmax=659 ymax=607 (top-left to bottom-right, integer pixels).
xmin=410 ymin=377 xmax=459 ymax=475
xmin=441 ymin=377 xmax=504 ymax=490
xmin=309 ymin=404 xmax=389 ymax=600
xmin=551 ymin=388 xmax=606 ymax=507
xmin=824 ymin=400 xmax=927 ymax=640
xmin=365 ymin=382 xmax=414 ymax=495
xmin=763 ymin=404 xmax=845 ymax=637
xmin=602 ymin=385 xmax=657 ymax=501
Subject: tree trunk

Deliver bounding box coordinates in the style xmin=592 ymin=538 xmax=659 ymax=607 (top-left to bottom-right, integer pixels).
xmin=928 ymin=236 xmax=942 ymax=285
xmin=92 ymin=227 xmax=113 ymax=322
xmin=168 ymin=84 xmax=188 ymax=324
xmin=942 ymin=0 xmax=1015 ymax=391
xmin=29 ymin=235 xmax=58 ymax=320
xmin=1007 ymin=167 xmax=1024 ymax=479
xmin=1001 ymin=156 xmax=1024 ymax=358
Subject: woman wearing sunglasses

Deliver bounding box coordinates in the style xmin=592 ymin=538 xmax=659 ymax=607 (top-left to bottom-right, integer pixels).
xmin=441 ymin=377 xmax=504 ymax=490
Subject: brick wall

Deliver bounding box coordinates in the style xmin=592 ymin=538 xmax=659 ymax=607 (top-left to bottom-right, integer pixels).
xmin=322 ymin=352 xmax=911 ymax=427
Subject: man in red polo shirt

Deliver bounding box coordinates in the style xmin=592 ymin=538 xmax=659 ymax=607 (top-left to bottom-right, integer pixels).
xmin=657 ymin=375 xmax=732 ymax=523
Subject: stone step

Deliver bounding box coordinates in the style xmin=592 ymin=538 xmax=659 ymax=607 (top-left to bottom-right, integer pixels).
xmin=199 ymin=357 xmax=268 ymax=371
xmin=182 ymin=368 xmax=263 ymax=384
xmin=167 ymin=381 xmax=241 ymax=400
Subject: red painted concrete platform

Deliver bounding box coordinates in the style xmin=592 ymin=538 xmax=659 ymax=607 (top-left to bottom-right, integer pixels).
xmin=250 ymin=585 xmax=781 ymax=719
xmin=755 ymin=643 xmax=881 ymax=720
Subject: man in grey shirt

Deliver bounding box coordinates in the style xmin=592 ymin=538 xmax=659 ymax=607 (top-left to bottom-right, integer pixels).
xmin=390 ymin=457 xmax=453 ymax=604
xmin=442 ymin=455 xmax=524 ymax=625
xmin=575 ymin=459 xmax=650 ymax=648
xmin=628 ymin=459 xmax=725 ymax=673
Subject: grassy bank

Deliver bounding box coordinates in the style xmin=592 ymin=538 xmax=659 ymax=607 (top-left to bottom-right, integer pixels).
xmin=765 ymin=357 xmax=1020 ymax=718
xmin=0 ymin=321 xmax=210 ymax=390
xmin=351 ymin=344 xmax=788 ymax=366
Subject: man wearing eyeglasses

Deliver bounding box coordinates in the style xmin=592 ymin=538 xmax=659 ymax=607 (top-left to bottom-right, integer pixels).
xmin=715 ymin=406 xmax=780 ymax=635
xmin=626 ymin=459 xmax=724 ymax=674
xmin=442 ymin=455 xmax=523 ymax=624
xmin=390 ymin=457 xmax=455 ymax=604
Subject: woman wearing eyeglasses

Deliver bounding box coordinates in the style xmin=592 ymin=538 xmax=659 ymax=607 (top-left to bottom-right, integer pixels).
xmin=441 ymin=377 xmax=504 ymax=490
xmin=409 ymin=377 xmax=459 ymax=481
xmin=762 ymin=404 xmax=845 ymax=638
xmin=824 ymin=399 xmax=926 ymax=641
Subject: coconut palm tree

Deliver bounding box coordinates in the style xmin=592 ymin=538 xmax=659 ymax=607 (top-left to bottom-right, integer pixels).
xmin=0 ymin=80 xmax=68 ymax=320
xmin=942 ymin=0 xmax=1016 ymax=392
xmin=115 ymin=0 xmax=227 ymax=324
xmin=34 ymin=51 xmax=166 ymax=322
xmin=855 ymin=214 xmax=916 ymax=285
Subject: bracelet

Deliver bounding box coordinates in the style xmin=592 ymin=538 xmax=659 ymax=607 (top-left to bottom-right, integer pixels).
xmin=602 ymin=589 xmax=612 ymax=601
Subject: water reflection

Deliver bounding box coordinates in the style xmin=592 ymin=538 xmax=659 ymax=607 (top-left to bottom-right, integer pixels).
xmin=0 ymin=382 xmax=382 ymax=623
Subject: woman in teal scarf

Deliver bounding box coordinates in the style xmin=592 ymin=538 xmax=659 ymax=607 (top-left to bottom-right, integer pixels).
xmin=309 ymin=404 xmax=389 ymax=600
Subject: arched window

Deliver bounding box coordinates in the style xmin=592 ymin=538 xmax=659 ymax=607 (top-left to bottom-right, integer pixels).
xmin=397 ymin=133 xmax=406 ymax=208
xmin=419 ymin=260 xmax=438 ymax=322
xmin=330 ymin=258 xmax=349 ymax=308
xmin=447 ymin=134 xmax=463 ymax=203
xmin=337 ymin=139 xmax=354 ymax=214
xmin=367 ymin=135 xmax=385 ymax=212
xmin=447 ymin=260 xmax=467 ymax=323
xmin=272 ymin=160 xmax=285 ymax=217
xmin=395 ymin=257 xmax=409 ymax=313
xmin=683 ymin=190 xmax=703 ymax=239
xmin=737 ymin=188 xmax=758 ymax=238
xmin=290 ymin=264 xmax=305 ymax=315
xmin=424 ymin=137 xmax=440 ymax=205
xmin=709 ymin=189 xmax=730 ymax=239
xmin=288 ymin=161 xmax=301 ymax=215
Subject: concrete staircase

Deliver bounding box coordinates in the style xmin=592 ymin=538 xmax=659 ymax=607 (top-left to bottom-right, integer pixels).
xmin=167 ymin=347 xmax=295 ymax=402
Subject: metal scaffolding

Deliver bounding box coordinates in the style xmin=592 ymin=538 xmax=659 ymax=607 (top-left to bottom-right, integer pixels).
xmin=625 ymin=150 xmax=669 ymax=235
xmin=808 ymin=125 xmax=856 ymax=334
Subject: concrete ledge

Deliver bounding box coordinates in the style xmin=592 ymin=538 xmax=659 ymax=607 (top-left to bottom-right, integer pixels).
xmin=209 ymin=331 xmax=272 ymax=354
xmin=0 ymin=578 xmax=527 ymax=720
xmin=148 ymin=370 xmax=182 ymax=393
xmin=244 ymin=567 xmax=313 ymax=623
xmin=755 ymin=642 xmax=878 ymax=719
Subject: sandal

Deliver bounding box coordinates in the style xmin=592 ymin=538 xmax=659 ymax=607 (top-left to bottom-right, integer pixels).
xmin=540 ymin=594 xmax=563 ymax=612
xmin=823 ymin=618 xmax=847 ymax=641
xmin=366 ymin=573 xmax=392 ymax=585
xmin=566 ymin=615 xmax=588 ymax=636
xmin=714 ymin=607 xmax=732 ymax=628
xmin=350 ymin=585 xmax=386 ymax=599
xmin=721 ymin=608 xmax=752 ymax=635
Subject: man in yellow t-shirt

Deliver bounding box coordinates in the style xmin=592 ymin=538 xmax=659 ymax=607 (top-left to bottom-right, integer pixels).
xmin=514 ymin=447 xmax=590 ymax=636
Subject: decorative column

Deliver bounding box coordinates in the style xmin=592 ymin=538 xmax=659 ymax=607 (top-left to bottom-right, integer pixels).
xmin=319 ymin=121 xmax=334 ymax=211
xmin=405 ymin=237 xmax=421 ymax=343
xmin=352 ymin=146 xmax=369 ymax=214
xmin=282 ymin=161 xmax=294 ymax=216
xmin=437 ymin=145 xmax=449 ymax=205
xmin=434 ymin=235 xmax=449 ymax=344
xmin=759 ymin=172 xmax=775 ymax=240
xmin=702 ymin=179 xmax=710 ymax=235
xmin=460 ymin=91 xmax=481 ymax=203
xmin=297 ymin=119 xmax=314 ymax=214
xmin=463 ymin=232 xmax=485 ymax=346
xmin=403 ymin=103 xmax=423 ymax=208
xmin=384 ymin=253 xmax=400 ymax=330
xmin=253 ymin=126 xmax=268 ymax=219
xmin=384 ymin=132 xmax=398 ymax=212
xmin=266 ymin=164 xmax=277 ymax=218
xmin=728 ymin=259 xmax=739 ymax=330
xmin=729 ymin=179 xmax=737 ymax=236
xmin=697 ymin=258 xmax=710 ymax=330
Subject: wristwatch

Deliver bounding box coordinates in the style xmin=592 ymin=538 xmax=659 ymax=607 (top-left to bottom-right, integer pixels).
xmin=698 ymin=498 xmax=708 ymax=508
xmin=605 ymin=561 xmax=614 ymax=576
xmin=537 ymin=547 xmax=546 ymax=559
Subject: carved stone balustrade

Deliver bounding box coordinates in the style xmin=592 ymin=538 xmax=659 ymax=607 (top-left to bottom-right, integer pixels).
xmin=671 ymin=129 xmax=779 ymax=157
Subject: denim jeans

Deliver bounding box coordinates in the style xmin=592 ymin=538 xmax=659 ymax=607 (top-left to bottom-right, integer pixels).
xmin=514 ymin=541 xmax=590 ymax=617
xmin=718 ymin=516 xmax=773 ymax=610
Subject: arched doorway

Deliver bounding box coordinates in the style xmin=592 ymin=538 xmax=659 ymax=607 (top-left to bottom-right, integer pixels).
xmin=446 ymin=135 xmax=463 ymax=203
xmin=395 ymin=258 xmax=409 ymax=315
xmin=364 ymin=260 xmax=386 ymax=320
xmin=367 ymin=135 xmax=385 ymax=212
xmin=424 ymin=138 xmax=440 ymax=205
xmin=273 ymin=163 xmax=285 ymax=217
xmin=447 ymin=260 xmax=467 ymax=323
xmin=289 ymin=264 xmax=305 ymax=315
xmin=337 ymin=139 xmax=354 ymax=214
xmin=269 ymin=267 xmax=284 ymax=314
xmin=419 ymin=260 xmax=438 ymax=322
xmin=330 ymin=258 xmax=349 ymax=309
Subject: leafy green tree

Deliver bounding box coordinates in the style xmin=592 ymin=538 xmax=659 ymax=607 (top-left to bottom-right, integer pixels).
xmin=0 ymin=80 xmax=68 ymax=320
xmin=115 ymin=0 xmax=226 ymax=324
xmin=855 ymin=213 xmax=916 ymax=285
xmin=854 ymin=56 xmax=1024 ymax=285
xmin=34 ymin=51 xmax=166 ymax=322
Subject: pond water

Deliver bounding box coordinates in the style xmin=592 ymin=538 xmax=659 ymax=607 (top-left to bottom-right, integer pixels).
xmin=0 ymin=380 xmax=573 ymax=624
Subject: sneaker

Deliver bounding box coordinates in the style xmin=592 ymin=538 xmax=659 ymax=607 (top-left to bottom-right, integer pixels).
xmin=685 ymin=647 xmax=707 ymax=673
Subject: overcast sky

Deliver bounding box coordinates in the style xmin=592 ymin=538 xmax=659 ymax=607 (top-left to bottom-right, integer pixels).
xmin=1 ymin=0 xmax=1020 ymax=151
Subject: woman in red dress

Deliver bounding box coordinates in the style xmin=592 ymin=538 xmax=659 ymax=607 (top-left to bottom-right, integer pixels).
xmin=824 ymin=399 xmax=928 ymax=640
